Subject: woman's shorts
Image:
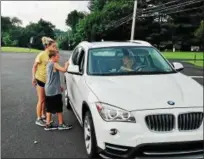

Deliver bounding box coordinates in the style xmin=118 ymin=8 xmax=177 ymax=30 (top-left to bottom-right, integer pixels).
xmin=36 ymin=79 xmax=45 ymax=87
xmin=45 ymin=94 xmax=63 ymax=114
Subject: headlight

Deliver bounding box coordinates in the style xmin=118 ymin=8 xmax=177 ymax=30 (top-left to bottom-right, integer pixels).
xmin=96 ymin=102 xmax=136 ymax=123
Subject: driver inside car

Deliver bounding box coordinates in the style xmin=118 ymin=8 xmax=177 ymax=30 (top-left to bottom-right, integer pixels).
xmin=119 ymin=55 xmax=138 ymax=72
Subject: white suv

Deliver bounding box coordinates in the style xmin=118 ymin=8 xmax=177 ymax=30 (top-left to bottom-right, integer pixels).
xmin=64 ymin=41 xmax=203 ymax=159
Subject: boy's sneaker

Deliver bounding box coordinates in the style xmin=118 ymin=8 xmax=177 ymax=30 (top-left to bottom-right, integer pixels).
xmin=41 ymin=117 xmax=53 ymax=124
xmin=58 ymin=123 xmax=72 ymax=130
xmin=35 ymin=118 xmax=46 ymax=127
xmin=44 ymin=123 xmax=58 ymax=131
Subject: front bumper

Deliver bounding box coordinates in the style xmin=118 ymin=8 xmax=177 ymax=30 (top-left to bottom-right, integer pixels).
xmin=89 ymin=106 xmax=204 ymax=158
xmin=98 ymin=141 xmax=204 ymax=159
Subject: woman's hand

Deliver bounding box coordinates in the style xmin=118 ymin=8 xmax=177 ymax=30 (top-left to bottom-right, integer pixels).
xmin=64 ymin=61 xmax=69 ymax=70
xmin=32 ymin=78 xmax=36 ymax=87
xmin=65 ymin=61 xmax=69 ymax=67
xmin=60 ymin=86 xmax=64 ymax=92
xmin=120 ymin=66 xmax=133 ymax=72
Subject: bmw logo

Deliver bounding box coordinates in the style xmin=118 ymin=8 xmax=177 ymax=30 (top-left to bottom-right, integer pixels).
xmin=167 ymin=101 xmax=175 ymax=105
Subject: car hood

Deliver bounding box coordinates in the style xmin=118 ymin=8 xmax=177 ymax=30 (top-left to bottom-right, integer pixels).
xmin=85 ymin=73 xmax=203 ymax=111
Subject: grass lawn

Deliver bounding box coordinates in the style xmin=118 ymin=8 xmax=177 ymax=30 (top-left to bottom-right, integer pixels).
xmin=162 ymin=52 xmax=204 ymax=60
xmin=183 ymin=60 xmax=204 ymax=67
xmin=1 ymin=47 xmax=41 ymax=53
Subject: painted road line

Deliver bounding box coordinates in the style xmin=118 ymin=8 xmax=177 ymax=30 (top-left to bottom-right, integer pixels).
xmin=189 ymin=76 xmax=203 ymax=78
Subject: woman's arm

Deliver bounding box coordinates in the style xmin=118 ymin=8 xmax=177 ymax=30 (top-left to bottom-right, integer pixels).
xmin=32 ymin=53 xmax=42 ymax=86
xmin=54 ymin=62 xmax=69 ymax=73
xmin=32 ymin=62 xmax=38 ymax=86
xmin=32 ymin=62 xmax=38 ymax=79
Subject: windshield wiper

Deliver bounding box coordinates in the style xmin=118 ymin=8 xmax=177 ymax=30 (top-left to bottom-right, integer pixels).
xmin=89 ymin=71 xmax=176 ymax=76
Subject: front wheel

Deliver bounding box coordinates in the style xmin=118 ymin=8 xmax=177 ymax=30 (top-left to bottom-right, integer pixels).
xmin=83 ymin=111 xmax=98 ymax=158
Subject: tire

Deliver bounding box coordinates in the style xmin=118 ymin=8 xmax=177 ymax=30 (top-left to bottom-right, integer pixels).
xmin=83 ymin=110 xmax=98 ymax=158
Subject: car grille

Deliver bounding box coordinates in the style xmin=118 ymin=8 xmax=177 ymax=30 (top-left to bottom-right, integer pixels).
xmin=145 ymin=112 xmax=204 ymax=132
xmin=178 ymin=112 xmax=204 ymax=131
xmin=145 ymin=114 xmax=175 ymax=132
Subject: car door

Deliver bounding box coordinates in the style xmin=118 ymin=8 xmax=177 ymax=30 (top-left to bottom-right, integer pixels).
xmin=69 ymin=47 xmax=86 ymax=119
xmin=66 ymin=47 xmax=80 ymax=105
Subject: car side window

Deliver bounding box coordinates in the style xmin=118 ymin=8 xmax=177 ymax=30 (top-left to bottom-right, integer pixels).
xmin=72 ymin=47 xmax=80 ymax=65
xmin=77 ymin=48 xmax=85 ymax=73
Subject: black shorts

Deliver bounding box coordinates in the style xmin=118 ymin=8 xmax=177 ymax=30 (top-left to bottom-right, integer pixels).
xmin=36 ymin=79 xmax=45 ymax=87
xmin=45 ymin=94 xmax=63 ymax=114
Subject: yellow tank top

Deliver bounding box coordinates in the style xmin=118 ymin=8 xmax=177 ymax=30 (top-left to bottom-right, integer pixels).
xmin=35 ymin=50 xmax=49 ymax=83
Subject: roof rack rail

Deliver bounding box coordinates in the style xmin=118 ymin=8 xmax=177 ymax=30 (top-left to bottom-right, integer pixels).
xmin=128 ymin=40 xmax=152 ymax=46
xmin=81 ymin=41 xmax=89 ymax=43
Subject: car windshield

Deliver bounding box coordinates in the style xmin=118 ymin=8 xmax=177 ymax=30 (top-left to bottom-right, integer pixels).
xmin=87 ymin=46 xmax=176 ymax=76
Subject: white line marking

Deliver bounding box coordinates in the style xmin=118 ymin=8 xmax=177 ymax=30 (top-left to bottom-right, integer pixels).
xmin=189 ymin=76 xmax=203 ymax=78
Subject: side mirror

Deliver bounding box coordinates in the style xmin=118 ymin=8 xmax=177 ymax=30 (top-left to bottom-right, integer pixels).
xmin=68 ymin=65 xmax=81 ymax=75
xmin=172 ymin=62 xmax=184 ymax=71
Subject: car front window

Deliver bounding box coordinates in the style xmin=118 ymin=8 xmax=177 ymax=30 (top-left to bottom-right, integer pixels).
xmin=87 ymin=46 xmax=176 ymax=76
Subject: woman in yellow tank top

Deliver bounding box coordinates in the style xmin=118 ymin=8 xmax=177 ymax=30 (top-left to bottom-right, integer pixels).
xmin=32 ymin=36 xmax=57 ymax=126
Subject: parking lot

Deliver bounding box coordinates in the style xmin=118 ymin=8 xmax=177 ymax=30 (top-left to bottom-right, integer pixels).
xmin=1 ymin=51 xmax=203 ymax=158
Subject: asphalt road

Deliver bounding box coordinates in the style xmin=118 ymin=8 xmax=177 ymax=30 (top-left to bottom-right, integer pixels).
xmin=1 ymin=51 xmax=203 ymax=158
xmin=1 ymin=51 xmax=88 ymax=158
xmin=169 ymin=59 xmax=204 ymax=85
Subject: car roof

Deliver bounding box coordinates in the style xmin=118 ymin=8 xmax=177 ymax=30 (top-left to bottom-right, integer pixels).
xmin=79 ymin=41 xmax=152 ymax=49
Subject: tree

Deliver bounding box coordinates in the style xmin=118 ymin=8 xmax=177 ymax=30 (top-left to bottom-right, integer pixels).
xmin=11 ymin=17 xmax=22 ymax=26
xmin=1 ymin=15 xmax=58 ymax=49
xmin=88 ymin=0 xmax=107 ymax=11
xmin=2 ymin=32 xmax=12 ymax=46
xmin=72 ymin=0 xmax=133 ymax=43
xmin=54 ymin=29 xmax=64 ymax=38
xmin=195 ymin=20 xmax=204 ymax=39
xmin=194 ymin=20 xmax=204 ymax=50
xmin=1 ymin=16 xmax=13 ymax=33
xmin=65 ymin=10 xmax=86 ymax=30
xmin=1 ymin=16 xmax=23 ymax=47
xmin=24 ymin=19 xmax=56 ymax=49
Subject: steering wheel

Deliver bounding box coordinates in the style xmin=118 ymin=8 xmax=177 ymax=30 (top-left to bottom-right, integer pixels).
xmin=136 ymin=65 xmax=147 ymax=71
xmin=118 ymin=66 xmax=135 ymax=72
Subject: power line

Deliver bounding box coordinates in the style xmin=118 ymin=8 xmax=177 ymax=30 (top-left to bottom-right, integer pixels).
xmin=143 ymin=0 xmax=181 ymax=12
xmin=142 ymin=0 xmax=203 ymax=15
xmin=155 ymin=5 xmax=204 ymax=15
xmin=142 ymin=0 xmax=200 ymax=14
xmin=108 ymin=0 xmax=201 ymax=28
xmin=107 ymin=4 xmax=204 ymax=31
xmin=110 ymin=0 xmax=202 ymax=28
xmin=108 ymin=0 xmax=181 ymax=28
xmin=108 ymin=0 xmax=179 ymax=26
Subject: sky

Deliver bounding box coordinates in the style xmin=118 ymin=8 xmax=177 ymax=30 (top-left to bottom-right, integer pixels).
xmin=1 ymin=1 xmax=90 ymax=31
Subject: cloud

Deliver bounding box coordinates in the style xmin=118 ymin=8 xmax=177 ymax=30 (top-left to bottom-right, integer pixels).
xmin=1 ymin=1 xmax=89 ymax=31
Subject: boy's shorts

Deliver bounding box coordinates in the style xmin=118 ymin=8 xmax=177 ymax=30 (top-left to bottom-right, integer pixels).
xmin=45 ymin=94 xmax=63 ymax=114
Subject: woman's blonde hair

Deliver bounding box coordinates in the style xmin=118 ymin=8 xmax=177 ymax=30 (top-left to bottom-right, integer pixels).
xmin=41 ymin=36 xmax=55 ymax=47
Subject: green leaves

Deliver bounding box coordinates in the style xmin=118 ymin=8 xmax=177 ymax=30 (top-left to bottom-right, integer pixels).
xmin=1 ymin=16 xmax=56 ymax=49
xmin=65 ymin=10 xmax=86 ymax=30
xmin=70 ymin=0 xmax=134 ymax=44
xmin=194 ymin=20 xmax=204 ymax=39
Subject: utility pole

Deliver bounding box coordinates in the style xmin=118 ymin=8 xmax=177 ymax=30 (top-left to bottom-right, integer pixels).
xmin=130 ymin=0 xmax=138 ymax=40
xmin=29 ymin=37 xmax=34 ymax=51
xmin=67 ymin=31 xmax=69 ymax=50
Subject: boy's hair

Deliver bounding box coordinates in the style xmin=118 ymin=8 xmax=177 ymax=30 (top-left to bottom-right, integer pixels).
xmin=49 ymin=51 xmax=58 ymax=59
